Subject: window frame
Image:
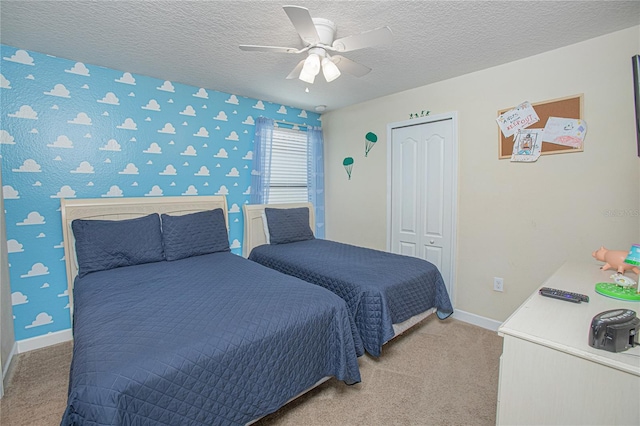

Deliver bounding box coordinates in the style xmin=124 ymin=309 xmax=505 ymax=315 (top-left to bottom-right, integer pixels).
xmin=266 ymin=126 xmax=309 ymax=204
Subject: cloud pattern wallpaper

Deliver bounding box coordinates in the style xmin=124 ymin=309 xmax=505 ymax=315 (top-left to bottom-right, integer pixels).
xmin=0 ymin=45 xmax=320 ymax=341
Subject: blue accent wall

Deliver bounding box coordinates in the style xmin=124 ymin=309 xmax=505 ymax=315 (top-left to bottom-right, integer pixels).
xmin=0 ymin=45 xmax=320 ymax=341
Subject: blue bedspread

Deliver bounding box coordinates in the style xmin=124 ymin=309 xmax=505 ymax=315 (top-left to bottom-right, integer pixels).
xmin=62 ymin=252 xmax=362 ymax=425
xmin=249 ymin=239 xmax=453 ymax=357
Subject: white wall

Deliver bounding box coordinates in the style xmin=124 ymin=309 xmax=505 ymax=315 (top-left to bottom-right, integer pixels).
xmin=1 ymin=163 xmax=16 ymax=397
xmin=322 ymin=26 xmax=640 ymax=322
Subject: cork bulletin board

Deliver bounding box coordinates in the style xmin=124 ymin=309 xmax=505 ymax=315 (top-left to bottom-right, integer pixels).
xmin=498 ymin=94 xmax=584 ymax=159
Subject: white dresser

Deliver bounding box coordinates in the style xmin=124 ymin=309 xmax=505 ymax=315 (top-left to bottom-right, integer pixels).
xmin=496 ymin=262 xmax=640 ymax=425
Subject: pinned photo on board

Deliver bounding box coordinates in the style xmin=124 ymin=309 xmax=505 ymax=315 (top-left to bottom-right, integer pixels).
xmin=542 ymin=117 xmax=587 ymax=149
xmin=511 ymin=129 xmax=543 ymax=162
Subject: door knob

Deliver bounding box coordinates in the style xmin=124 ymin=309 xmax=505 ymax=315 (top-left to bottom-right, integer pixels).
xmin=430 ymin=239 xmax=435 ymax=244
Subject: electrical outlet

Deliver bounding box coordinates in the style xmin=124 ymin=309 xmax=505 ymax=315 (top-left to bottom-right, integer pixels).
xmin=493 ymin=277 xmax=504 ymax=292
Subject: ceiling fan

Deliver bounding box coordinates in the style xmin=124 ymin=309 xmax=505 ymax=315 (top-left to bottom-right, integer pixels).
xmin=239 ymin=5 xmax=393 ymax=84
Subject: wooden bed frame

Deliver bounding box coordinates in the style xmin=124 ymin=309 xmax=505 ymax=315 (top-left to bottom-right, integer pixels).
xmin=242 ymin=202 xmax=435 ymax=338
xmin=242 ymin=201 xmax=314 ymax=258
xmin=60 ymin=195 xmax=228 ymax=318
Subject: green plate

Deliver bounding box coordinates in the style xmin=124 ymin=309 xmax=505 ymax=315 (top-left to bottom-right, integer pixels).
xmin=595 ymin=282 xmax=640 ymax=301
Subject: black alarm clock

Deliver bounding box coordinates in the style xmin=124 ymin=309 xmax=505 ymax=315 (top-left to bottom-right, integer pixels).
xmin=589 ymin=309 xmax=640 ymax=353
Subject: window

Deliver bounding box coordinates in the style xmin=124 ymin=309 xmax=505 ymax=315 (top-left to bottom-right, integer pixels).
xmin=267 ymin=127 xmax=309 ymax=204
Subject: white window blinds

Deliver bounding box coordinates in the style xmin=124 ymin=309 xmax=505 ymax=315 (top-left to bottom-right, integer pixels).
xmin=267 ymin=127 xmax=309 ymax=204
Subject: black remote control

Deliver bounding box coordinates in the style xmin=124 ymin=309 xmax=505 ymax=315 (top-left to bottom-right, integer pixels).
xmin=539 ymin=287 xmax=589 ymax=303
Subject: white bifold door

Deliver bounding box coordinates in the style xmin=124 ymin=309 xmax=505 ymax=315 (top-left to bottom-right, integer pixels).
xmin=388 ymin=115 xmax=456 ymax=298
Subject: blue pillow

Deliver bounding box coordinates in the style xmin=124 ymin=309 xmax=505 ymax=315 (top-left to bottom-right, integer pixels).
xmin=72 ymin=213 xmax=164 ymax=277
xmin=161 ymin=209 xmax=230 ymax=261
xmin=264 ymin=207 xmax=315 ymax=245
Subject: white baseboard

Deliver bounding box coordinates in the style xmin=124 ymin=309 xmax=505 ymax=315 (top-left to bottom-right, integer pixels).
xmin=2 ymin=341 xmax=17 ymax=393
xmin=452 ymin=309 xmax=502 ymax=332
xmin=2 ymin=341 xmax=17 ymax=377
xmin=16 ymin=329 xmax=73 ymax=354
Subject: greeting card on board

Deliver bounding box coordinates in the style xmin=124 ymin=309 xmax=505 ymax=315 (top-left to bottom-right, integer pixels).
xmin=542 ymin=117 xmax=587 ymax=148
xmin=496 ymin=101 xmax=540 ymax=138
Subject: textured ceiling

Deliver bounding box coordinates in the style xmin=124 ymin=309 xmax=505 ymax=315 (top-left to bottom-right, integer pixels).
xmin=1 ymin=1 xmax=639 ymax=112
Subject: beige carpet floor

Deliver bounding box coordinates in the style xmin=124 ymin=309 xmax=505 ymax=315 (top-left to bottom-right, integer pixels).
xmin=0 ymin=317 xmax=502 ymax=425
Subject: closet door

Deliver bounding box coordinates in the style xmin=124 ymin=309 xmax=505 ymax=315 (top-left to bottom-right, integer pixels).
xmin=388 ymin=115 xmax=456 ymax=297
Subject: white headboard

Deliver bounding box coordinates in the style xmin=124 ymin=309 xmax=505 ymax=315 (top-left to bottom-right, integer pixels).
xmin=242 ymin=202 xmax=315 ymax=258
xmin=60 ymin=195 xmax=228 ymax=318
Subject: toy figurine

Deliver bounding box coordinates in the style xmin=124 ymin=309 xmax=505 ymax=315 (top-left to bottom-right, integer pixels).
xmin=592 ymin=246 xmax=640 ymax=275
xmin=610 ymin=273 xmax=636 ymax=288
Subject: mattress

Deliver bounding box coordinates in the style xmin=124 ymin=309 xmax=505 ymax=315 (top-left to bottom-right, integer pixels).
xmin=249 ymin=239 xmax=453 ymax=357
xmin=61 ymin=252 xmax=362 ymax=425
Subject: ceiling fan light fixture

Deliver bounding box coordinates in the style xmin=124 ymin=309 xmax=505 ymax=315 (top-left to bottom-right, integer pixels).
xmin=303 ymin=53 xmax=321 ymax=74
xmin=321 ymin=57 xmax=341 ymax=82
xmin=299 ymin=53 xmax=321 ymax=83
xmin=240 ymin=6 xmax=389 ymax=84
xmin=299 ymin=67 xmax=316 ymax=84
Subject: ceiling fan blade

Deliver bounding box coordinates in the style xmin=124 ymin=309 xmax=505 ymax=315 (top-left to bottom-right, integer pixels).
xmin=286 ymin=59 xmax=306 ymax=79
xmin=331 ymin=55 xmax=371 ymax=77
xmin=331 ymin=26 xmax=393 ymax=52
xmin=283 ymin=5 xmax=320 ymax=45
xmin=239 ymin=44 xmax=307 ymax=54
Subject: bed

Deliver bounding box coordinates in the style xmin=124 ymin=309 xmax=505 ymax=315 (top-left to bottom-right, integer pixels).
xmin=59 ymin=196 xmax=362 ymax=425
xmin=243 ymin=202 xmax=454 ymax=357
